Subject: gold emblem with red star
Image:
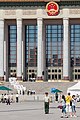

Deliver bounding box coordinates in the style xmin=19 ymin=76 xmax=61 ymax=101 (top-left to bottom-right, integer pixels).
xmin=46 ymin=1 xmax=59 ymax=16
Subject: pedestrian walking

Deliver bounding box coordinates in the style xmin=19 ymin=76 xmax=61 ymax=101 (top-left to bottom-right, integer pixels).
xmin=6 ymin=94 xmax=10 ymax=105
xmin=4 ymin=93 xmax=7 ymax=103
xmin=16 ymin=93 xmax=19 ymax=103
xmin=71 ymin=95 xmax=77 ymax=117
xmin=44 ymin=92 xmax=50 ymax=114
xmin=61 ymin=95 xmax=67 ymax=118
xmin=1 ymin=94 xmax=4 ymax=103
xmin=55 ymin=92 xmax=58 ymax=102
xmin=65 ymin=93 xmax=72 ymax=117
xmin=10 ymin=93 xmax=14 ymax=103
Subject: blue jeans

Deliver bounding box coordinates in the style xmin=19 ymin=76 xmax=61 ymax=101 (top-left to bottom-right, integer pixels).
xmin=62 ymin=105 xmax=66 ymax=113
xmin=72 ymin=105 xmax=76 ymax=113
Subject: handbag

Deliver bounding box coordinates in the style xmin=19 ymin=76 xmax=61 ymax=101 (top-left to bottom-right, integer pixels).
xmin=58 ymin=105 xmax=62 ymax=109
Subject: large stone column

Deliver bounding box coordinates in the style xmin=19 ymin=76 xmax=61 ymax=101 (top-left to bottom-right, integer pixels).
xmin=4 ymin=40 xmax=6 ymax=81
xmin=43 ymin=24 xmax=46 ymax=81
xmin=22 ymin=24 xmax=26 ymax=81
xmin=37 ymin=18 xmax=44 ymax=80
xmin=63 ymin=18 xmax=70 ymax=80
xmin=17 ymin=19 xmax=22 ymax=80
xmin=0 ymin=19 xmax=4 ymax=81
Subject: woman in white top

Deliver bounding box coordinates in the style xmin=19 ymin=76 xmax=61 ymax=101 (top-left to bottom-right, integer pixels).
xmin=71 ymin=95 xmax=77 ymax=117
xmin=61 ymin=95 xmax=67 ymax=118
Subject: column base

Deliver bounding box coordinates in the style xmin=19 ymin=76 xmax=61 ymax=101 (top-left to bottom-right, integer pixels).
xmin=17 ymin=76 xmax=22 ymax=81
xmin=36 ymin=76 xmax=43 ymax=82
xmin=63 ymin=76 xmax=69 ymax=80
xmin=0 ymin=77 xmax=4 ymax=81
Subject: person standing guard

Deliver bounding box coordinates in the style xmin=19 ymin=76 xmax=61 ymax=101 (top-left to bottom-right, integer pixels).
xmin=6 ymin=94 xmax=10 ymax=105
xmin=44 ymin=92 xmax=50 ymax=114
xmin=16 ymin=93 xmax=19 ymax=103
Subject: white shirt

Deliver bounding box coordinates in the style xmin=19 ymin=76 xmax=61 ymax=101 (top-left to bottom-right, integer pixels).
xmin=72 ymin=98 xmax=76 ymax=106
xmin=61 ymin=99 xmax=66 ymax=106
xmin=44 ymin=96 xmax=49 ymax=102
xmin=16 ymin=94 xmax=19 ymax=97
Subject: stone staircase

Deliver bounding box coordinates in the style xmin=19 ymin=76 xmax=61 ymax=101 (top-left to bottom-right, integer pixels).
xmin=2 ymin=81 xmax=77 ymax=95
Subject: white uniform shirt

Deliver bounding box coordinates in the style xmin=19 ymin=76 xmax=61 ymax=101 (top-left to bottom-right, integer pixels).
xmin=16 ymin=94 xmax=19 ymax=98
xmin=44 ymin=96 xmax=49 ymax=102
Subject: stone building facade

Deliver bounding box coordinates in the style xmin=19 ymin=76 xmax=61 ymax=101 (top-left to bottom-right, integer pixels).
xmin=0 ymin=0 xmax=80 ymax=81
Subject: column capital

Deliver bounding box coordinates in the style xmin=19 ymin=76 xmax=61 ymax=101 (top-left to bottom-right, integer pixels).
xmin=0 ymin=19 xmax=4 ymax=21
xmin=17 ymin=19 xmax=22 ymax=24
xmin=63 ymin=17 xmax=69 ymax=20
xmin=0 ymin=19 xmax=4 ymax=27
xmin=17 ymin=18 xmax=22 ymax=27
xmin=17 ymin=18 xmax=22 ymax=21
xmin=37 ymin=17 xmax=43 ymax=21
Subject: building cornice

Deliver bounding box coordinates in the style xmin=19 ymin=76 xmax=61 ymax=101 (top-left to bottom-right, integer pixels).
xmin=0 ymin=0 xmax=80 ymax=7
xmin=0 ymin=0 xmax=80 ymax=2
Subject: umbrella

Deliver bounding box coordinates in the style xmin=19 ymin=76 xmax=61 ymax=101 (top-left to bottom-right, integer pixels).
xmin=0 ymin=86 xmax=12 ymax=91
xmin=51 ymin=88 xmax=62 ymax=93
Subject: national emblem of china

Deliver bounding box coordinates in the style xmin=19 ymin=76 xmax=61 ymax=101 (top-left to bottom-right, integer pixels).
xmin=46 ymin=1 xmax=59 ymax=16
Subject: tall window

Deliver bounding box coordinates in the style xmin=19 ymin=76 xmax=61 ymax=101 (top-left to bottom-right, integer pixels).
xmin=46 ymin=25 xmax=63 ymax=67
xmin=8 ymin=25 xmax=17 ymax=67
xmin=25 ymin=25 xmax=37 ymax=67
xmin=70 ymin=25 xmax=80 ymax=66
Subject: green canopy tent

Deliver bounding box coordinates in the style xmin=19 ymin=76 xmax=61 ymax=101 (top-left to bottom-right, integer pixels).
xmin=0 ymin=86 xmax=12 ymax=91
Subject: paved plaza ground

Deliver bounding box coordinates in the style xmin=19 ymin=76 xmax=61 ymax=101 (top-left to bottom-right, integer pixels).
xmin=0 ymin=101 xmax=80 ymax=120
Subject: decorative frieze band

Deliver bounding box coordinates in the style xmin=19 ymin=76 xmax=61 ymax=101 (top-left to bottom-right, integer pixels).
xmin=69 ymin=9 xmax=80 ymax=14
xmin=4 ymin=9 xmax=80 ymax=17
xmin=5 ymin=10 xmax=16 ymax=15
xmin=4 ymin=10 xmax=36 ymax=16
xmin=22 ymin=10 xmax=36 ymax=15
